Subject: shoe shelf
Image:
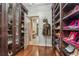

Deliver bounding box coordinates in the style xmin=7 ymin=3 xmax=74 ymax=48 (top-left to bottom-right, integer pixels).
xmin=62 ymin=38 xmax=79 ymax=49
xmin=55 ymin=28 xmax=60 ymax=30
xmin=55 ymin=19 xmax=60 ymax=25
xmin=55 ymin=4 xmax=60 ymax=14
xmin=54 ymin=3 xmax=59 ymax=10
xmin=61 ymin=3 xmax=79 ymax=56
xmin=54 ymin=12 xmax=60 ymax=19
xmin=52 ymin=3 xmax=79 ymax=56
xmin=62 ymin=3 xmax=68 ymax=10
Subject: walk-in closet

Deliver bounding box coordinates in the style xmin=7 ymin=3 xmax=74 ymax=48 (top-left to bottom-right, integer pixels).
xmin=0 ymin=3 xmax=79 ymax=56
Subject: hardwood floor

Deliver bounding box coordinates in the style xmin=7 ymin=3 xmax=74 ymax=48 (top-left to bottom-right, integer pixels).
xmin=16 ymin=45 xmax=60 ymax=56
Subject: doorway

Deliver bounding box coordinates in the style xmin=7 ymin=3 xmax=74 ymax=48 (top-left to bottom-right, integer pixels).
xmin=28 ymin=16 xmax=39 ymax=45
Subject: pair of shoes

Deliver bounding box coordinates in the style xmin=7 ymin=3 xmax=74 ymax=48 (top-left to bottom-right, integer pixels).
xmin=64 ymin=20 xmax=79 ymax=29
xmin=63 ymin=32 xmax=78 ymax=42
xmin=63 ymin=32 xmax=79 ymax=48
xmin=63 ymin=45 xmax=75 ymax=56
xmin=70 ymin=35 xmax=79 ymax=48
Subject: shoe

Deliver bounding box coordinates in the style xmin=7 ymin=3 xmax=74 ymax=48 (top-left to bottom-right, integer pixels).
xmin=63 ymin=32 xmax=78 ymax=42
xmin=64 ymin=20 xmax=79 ymax=29
xmin=63 ymin=45 xmax=75 ymax=56
xmin=64 ymin=20 xmax=75 ymax=29
xmin=70 ymin=34 xmax=79 ymax=48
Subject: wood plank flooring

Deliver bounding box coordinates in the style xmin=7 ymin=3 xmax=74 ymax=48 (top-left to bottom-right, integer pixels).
xmin=16 ymin=45 xmax=60 ymax=56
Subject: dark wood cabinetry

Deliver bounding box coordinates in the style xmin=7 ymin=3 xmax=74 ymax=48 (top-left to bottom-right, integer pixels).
xmin=0 ymin=3 xmax=28 ymax=56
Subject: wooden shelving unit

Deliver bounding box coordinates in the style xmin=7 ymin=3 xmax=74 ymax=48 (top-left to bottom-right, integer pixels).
xmin=52 ymin=3 xmax=79 ymax=56
xmin=61 ymin=3 xmax=79 ymax=56
xmin=52 ymin=3 xmax=62 ymax=54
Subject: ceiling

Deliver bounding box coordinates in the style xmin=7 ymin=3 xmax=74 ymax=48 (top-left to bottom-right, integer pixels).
xmin=23 ymin=3 xmax=52 ymax=7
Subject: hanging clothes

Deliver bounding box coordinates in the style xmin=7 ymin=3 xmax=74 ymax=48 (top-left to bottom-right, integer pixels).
xmin=43 ymin=23 xmax=51 ymax=36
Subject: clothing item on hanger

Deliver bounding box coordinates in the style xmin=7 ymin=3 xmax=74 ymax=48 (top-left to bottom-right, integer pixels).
xmin=43 ymin=23 xmax=51 ymax=36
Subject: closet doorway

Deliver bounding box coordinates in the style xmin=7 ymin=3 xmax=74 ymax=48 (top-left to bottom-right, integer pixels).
xmin=28 ymin=16 xmax=39 ymax=45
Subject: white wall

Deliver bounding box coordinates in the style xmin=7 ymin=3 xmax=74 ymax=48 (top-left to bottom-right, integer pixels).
xmin=24 ymin=15 xmax=30 ymax=48
xmin=24 ymin=4 xmax=52 ymax=46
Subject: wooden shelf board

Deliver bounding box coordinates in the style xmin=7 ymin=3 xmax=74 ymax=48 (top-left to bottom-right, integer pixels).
xmin=55 ymin=29 xmax=60 ymax=30
xmin=62 ymin=3 xmax=68 ymax=10
xmin=63 ymin=28 xmax=79 ymax=31
xmin=55 ymin=19 xmax=60 ymax=24
xmin=54 ymin=3 xmax=58 ymax=9
xmin=63 ymin=10 xmax=79 ymax=20
xmin=55 ymin=12 xmax=60 ymax=19
xmin=55 ymin=4 xmax=60 ymax=13
xmin=62 ymin=3 xmax=79 ymax=11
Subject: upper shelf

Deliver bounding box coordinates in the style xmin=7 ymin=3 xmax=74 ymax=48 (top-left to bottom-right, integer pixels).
xmin=54 ymin=3 xmax=59 ymax=9
xmin=63 ymin=9 xmax=79 ymax=20
xmin=55 ymin=12 xmax=60 ymax=19
xmin=55 ymin=4 xmax=60 ymax=14
xmin=62 ymin=3 xmax=79 ymax=12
